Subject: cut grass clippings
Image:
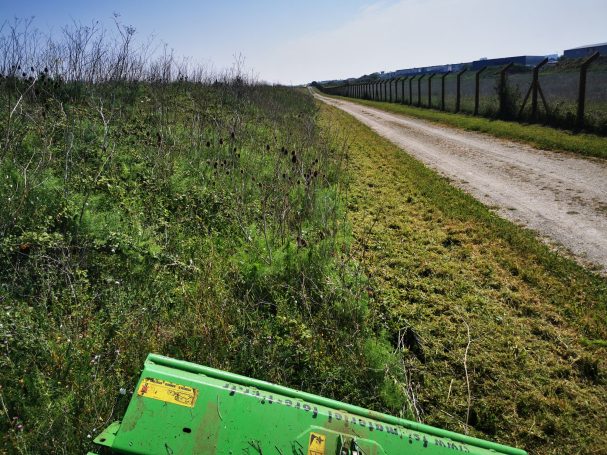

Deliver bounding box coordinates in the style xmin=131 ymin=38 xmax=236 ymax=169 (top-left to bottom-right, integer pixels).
xmin=318 ymin=100 xmax=607 ymax=455
xmin=324 ymin=94 xmax=607 ymax=160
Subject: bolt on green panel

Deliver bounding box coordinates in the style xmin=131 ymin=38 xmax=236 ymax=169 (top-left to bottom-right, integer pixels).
xmin=90 ymin=354 xmax=527 ymax=455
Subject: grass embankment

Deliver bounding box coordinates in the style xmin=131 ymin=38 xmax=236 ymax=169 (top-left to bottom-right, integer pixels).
xmin=325 ymin=95 xmax=607 ymax=160
xmin=0 ymin=82 xmax=411 ymax=453
xmin=318 ymin=102 xmax=607 ymax=454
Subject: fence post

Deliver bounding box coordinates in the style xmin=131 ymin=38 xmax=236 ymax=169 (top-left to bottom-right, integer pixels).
xmin=498 ymin=63 xmax=513 ymax=115
xmin=441 ymin=71 xmax=451 ymax=111
xmin=401 ymin=77 xmax=407 ymax=104
xmin=474 ymin=67 xmax=487 ymax=116
xmin=418 ymin=74 xmax=425 ymax=106
xmin=384 ymin=80 xmax=389 ymax=101
xmin=531 ymin=57 xmax=549 ymax=120
xmin=409 ymin=76 xmax=414 ymax=105
xmin=456 ymin=68 xmax=467 ymax=113
xmin=577 ymin=52 xmax=600 ymax=130
xmin=428 ymin=73 xmax=436 ymax=108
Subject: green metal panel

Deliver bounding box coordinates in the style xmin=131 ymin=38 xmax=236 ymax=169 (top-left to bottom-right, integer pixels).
xmin=91 ymin=354 xmax=527 ymax=455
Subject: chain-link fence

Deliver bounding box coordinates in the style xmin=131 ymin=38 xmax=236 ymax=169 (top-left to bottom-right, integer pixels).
xmin=320 ymin=56 xmax=607 ymax=135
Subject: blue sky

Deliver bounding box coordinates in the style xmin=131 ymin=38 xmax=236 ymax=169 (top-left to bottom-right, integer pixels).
xmin=2 ymin=0 xmax=606 ymax=84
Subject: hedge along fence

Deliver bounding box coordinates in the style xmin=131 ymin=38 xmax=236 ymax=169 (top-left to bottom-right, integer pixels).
xmin=319 ymin=54 xmax=607 ymax=135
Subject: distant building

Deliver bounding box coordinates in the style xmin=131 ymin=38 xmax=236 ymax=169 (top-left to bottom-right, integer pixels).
xmin=471 ymin=55 xmax=547 ymax=70
xmin=382 ymin=63 xmax=465 ymax=78
xmin=563 ymin=43 xmax=607 ymax=59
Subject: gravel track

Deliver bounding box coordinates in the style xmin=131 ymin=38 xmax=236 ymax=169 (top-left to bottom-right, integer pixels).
xmin=315 ymin=93 xmax=607 ymax=272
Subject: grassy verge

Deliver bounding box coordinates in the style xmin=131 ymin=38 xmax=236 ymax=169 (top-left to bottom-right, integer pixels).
xmin=0 ymin=82 xmax=411 ymax=453
xmin=318 ymin=101 xmax=607 ymax=454
xmin=322 ymin=94 xmax=607 ymax=159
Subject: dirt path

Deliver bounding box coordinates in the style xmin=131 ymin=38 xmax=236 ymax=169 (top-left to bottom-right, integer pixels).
xmin=315 ymin=93 xmax=607 ymax=272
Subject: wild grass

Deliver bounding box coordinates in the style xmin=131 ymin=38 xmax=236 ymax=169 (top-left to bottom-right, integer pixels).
xmin=0 ymin=68 xmax=421 ymax=452
xmin=318 ymin=101 xmax=607 ymax=454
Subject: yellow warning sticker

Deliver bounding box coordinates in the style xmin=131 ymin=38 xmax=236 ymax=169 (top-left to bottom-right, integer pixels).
xmin=307 ymin=432 xmax=326 ymax=455
xmin=137 ymin=377 xmax=198 ymax=408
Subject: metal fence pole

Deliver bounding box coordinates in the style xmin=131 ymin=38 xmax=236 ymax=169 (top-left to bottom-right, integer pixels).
xmin=455 ymin=68 xmax=467 ymax=113
xmin=428 ymin=73 xmax=436 ymax=108
xmin=577 ymin=52 xmax=600 ymax=129
xmin=418 ymin=74 xmax=425 ymax=106
xmin=498 ymin=62 xmax=513 ymax=115
xmin=409 ymin=76 xmax=414 ymax=105
xmin=474 ymin=67 xmax=487 ymax=116
xmin=441 ymin=71 xmax=451 ymax=111
xmin=401 ymin=77 xmax=407 ymax=104
xmin=531 ymin=57 xmax=549 ymax=120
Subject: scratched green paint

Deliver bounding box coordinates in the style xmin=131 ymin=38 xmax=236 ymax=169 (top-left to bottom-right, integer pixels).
xmin=91 ymin=354 xmax=526 ymax=455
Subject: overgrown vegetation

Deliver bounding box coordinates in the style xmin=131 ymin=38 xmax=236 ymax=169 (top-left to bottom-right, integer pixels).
xmin=323 ymin=94 xmax=607 ymax=159
xmin=319 ymin=102 xmax=607 ymax=454
xmin=0 ymin=73 xmax=422 ymax=454
xmin=0 ymin=19 xmax=420 ymax=453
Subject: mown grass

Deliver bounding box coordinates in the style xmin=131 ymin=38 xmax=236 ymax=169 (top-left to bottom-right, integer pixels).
xmin=317 ymin=101 xmax=607 ymax=454
xmin=0 ymin=81 xmax=414 ymax=453
xmin=323 ymin=94 xmax=607 ymax=160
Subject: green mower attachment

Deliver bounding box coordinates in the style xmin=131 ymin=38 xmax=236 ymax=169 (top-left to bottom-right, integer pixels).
xmin=89 ymin=354 xmax=526 ymax=455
